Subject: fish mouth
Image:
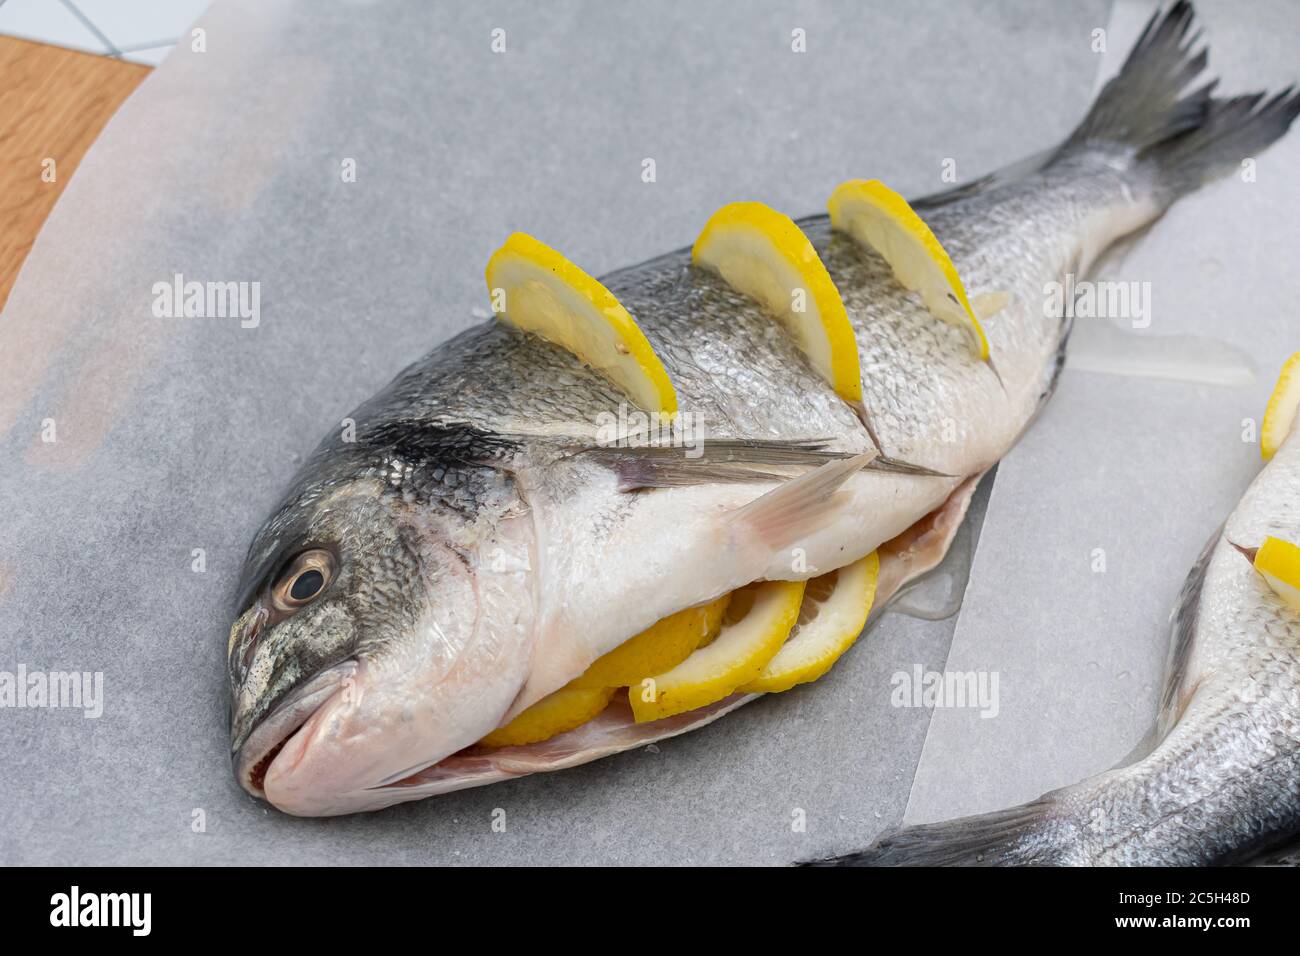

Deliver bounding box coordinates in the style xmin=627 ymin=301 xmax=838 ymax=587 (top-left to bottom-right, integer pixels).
xmin=233 ymin=660 xmax=357 ymax=798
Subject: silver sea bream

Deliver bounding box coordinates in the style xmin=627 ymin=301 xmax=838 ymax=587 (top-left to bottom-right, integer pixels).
xmin=227 ymin=0 xmax=1300 ymax=840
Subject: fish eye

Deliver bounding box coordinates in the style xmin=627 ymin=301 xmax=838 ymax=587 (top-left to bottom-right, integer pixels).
xmin=271 ymin=549 xmax=335 ymax=611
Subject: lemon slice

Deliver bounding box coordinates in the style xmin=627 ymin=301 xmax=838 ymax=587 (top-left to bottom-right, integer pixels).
xmin=1261 ymin=351 xmax=1300 ymax=461
xmin=479 ymin=683 xmax=617 ymax=748
xmin=692 ymin=202 xmax=863 ymax=406
xmin=628 ymin=579 xmax=806 ymax=723
xmin=740 ymin=551 xmax=879 ymax=694
xmin=1253 ymin=536 xmax=1300 ymax=611
xmin=485 ymin=232 xmax=677 ymax=416
xmin=829 ymin=179 xmax=990 ymax=361
xmin=570 ymin=595 xmax=731 ymax=689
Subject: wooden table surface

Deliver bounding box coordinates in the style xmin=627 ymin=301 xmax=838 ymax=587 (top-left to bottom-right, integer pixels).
xmin=0 ymin=36 xmax=149 ymax=312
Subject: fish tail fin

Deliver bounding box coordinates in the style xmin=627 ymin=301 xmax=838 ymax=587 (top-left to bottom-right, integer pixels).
xmin=799 ymin=794 xmax=1080 ymax=867
xmin=1061 ymin=0 xmax=1300 ymax=200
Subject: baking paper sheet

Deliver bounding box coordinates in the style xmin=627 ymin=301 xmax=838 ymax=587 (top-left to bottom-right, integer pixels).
xmin=2 ymin=0 xmax=1289 ymax=865
xmin=906 ymin=0 xmax=1300 ymax=826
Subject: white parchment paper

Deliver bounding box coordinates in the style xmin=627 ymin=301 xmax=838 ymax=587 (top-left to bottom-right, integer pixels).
xmin=3 ymin=0 xmax=1290 ymax=865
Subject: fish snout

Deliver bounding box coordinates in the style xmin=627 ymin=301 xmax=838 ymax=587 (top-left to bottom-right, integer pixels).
xmin=227 ymin=597 xmax=359 ymax=797
xmin=232 ymin=659 xmax=358 ymax=799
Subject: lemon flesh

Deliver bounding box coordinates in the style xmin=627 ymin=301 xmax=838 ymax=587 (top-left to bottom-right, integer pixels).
xmin=485 ymin=232 xmax=677 ymax=416
xmin=479 ymin=684 xmax=617 ymax=748
xmin=829 ymin=179 xmax=990 ymax=361
xmin=740 ymin=551 xmax=879 ymax=694
xmin=1254 ymin=536 xmax=1300 ymax=611
xmin=1261 ymin=351 xmax=1300 ymax=461
xmin=629 ymin=579 xmax=806 ymax=723
xmin=570 ymin=595 xmax=731 ymax=689
xmin=692 ymin=202 xmax=862 ymax=404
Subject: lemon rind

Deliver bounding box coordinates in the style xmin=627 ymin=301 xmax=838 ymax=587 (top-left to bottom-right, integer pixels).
xmin=486 ymin=232 xmax=678 ymax=416
xmin=569 ymin=595 xmax=731 ymax=690
xmin=692 ymin=202 xmax=863 ymax=404
xmin=479 ymin=684 xmax=617 ymax=748
xmin=629 ymin=579 xmax=805 ymax=723
xmin=1253 ymin=535 xmax=1300 ymax=611
xmin=1261 ymin=351 xmax=1300 ymax=461
xmin=828 ymin=179 xmax=991 ymax=361
xmin=740 ymin=551 xmax=879 ymax=695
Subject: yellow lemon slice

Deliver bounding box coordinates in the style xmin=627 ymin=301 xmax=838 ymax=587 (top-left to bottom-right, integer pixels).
xmin=628 ymin=579 xmax=806 ymax=723
xmin=485 ymin=232 xmax=677 ymax=416
xmin=570 ymin=594 xmax=731 ymax=690
xmin=1253 ymin=536 xmax=1300 ymax=611
xmin=829 ymin=179 xmax=990 ymax=361
xmin=740 ymin=551 xmax=879 ymax=694
xmin=692 ymin=202 xmax=863 ymax=406
xmin=1261 ymin=351 xmax=1300 ymax=461
xmin=479 ymin=683 xmax=617 ymax=748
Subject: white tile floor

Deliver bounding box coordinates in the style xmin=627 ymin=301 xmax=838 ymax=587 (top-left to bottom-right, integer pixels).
xmin=0 ymin=0 xmax=211 ymax=65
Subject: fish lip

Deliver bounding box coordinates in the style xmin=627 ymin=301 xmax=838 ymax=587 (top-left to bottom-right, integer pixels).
xmin=233 ymin=659 xmax=357 ymax=798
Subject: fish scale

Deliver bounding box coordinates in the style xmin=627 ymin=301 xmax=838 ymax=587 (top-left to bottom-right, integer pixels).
xmin=608 ymin=254 xmax=868 ymax=444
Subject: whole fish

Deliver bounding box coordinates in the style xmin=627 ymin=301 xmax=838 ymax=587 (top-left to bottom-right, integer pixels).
xmin=818 ymin=374 xmax=1300 ymax=866
xmin=228 ymin=2 xmax=1300 ymax=816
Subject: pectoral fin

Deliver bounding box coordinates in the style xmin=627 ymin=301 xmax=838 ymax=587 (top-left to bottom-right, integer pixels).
xmin=728 ymin=452 xmax=876 ymax=550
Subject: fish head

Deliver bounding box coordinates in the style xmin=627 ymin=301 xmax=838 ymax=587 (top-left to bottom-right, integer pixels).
xmin=228 ymin=432 xmax=537 ymax=815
